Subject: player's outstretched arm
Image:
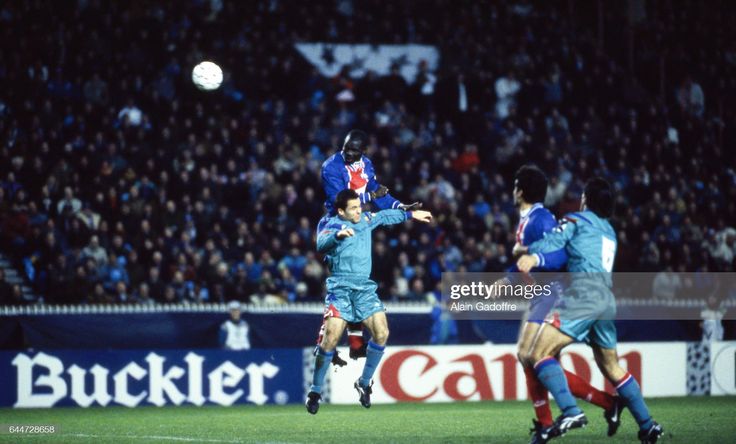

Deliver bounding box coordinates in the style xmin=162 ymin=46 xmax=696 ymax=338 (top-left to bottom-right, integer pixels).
xmin=410 ymin=210 xmax=433 ymax=223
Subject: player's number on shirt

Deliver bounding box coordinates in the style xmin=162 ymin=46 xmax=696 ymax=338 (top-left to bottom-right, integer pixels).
xmin=601 ymin=236 xmax=616 ymax=272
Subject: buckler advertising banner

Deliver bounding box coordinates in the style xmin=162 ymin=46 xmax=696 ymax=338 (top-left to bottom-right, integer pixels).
xmin=329 ymin=343 xmax=699 ymax=404
xmin=0 ymin=349 xmax=303 ymax=408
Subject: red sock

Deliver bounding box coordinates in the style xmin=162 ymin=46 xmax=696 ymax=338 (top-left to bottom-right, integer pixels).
xmin=347 ymin=323 xmax=364 ymax=350
xmin=564 ymin=370 xmax=615 ymax=410
xmin=524 ymin=366 xmax=553 ymax=427
xmin=315 ymin=321 xmax=325 ymax=345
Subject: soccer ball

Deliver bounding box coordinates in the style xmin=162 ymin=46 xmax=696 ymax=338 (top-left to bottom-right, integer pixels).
xmin=192 ymin=61 xmax=223 ymax=91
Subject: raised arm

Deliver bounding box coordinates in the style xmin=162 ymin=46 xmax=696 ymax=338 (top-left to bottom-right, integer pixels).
xmin=368 ymin=209 xmax=433 ymax=230
xmin=316 ymin=222 xmax=353 ymax=253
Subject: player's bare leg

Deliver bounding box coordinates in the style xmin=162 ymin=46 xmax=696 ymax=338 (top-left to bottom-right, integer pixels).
xmin=527 ymin=323 xmax=587 ymax=436
xmin=320 ymin=316 xmax=347 ymax=350
xmin=518 ymin=320 xmax=557 ymax=441
xmin=307 ymin=316 xmax=347 ymax=414
xmin=352 ymin=311 xmax=389 ymax=408
xmin=314 ymin=317 xmax=348 ymax=367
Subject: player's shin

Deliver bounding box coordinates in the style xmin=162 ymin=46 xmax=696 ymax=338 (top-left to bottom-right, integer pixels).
xmin=310 ymin=346 xmax=335 ymax=394
xmin=534 ymin=357 xmax=582 ymax=416
xmin=614 ymin=372 xmax=654 ymax=430
xmin=359 ymin=341 xmax=385 ymax=387
xmin=564 ymin=370 xmax=614 ymax=410
xmin=524 ymin=367 xmax=554 ymax=427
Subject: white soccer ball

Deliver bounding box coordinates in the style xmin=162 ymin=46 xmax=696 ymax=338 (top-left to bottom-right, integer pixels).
xmin=192 ymin=61 xmax=223 ymax=91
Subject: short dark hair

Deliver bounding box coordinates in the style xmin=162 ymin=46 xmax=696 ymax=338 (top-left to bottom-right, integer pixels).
xmin=584 ymin=177 xmax=614 ymax=218
xmin=514 ymin=165 xmax=548 ymax=204
xmin=335 ymin=189 xmax=359 ymax=211
xmin=342 ymin=129 xmax=368 ymax=152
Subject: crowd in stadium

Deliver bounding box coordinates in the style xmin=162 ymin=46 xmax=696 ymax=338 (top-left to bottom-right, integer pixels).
xmin=0 ymin=0 xmax=734 ymax=306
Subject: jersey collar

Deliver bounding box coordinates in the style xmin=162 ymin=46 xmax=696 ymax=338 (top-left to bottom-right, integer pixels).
xmin=520 ymin=202 xmax=543 ymax=219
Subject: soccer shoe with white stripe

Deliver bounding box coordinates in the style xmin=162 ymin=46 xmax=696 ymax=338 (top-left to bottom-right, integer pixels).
xmin=604 ymin=396 xmax=625 ymax=436
xmin=552 ymin=411 xmax=588 ymax=436
xmin=354 ymin=379 xmax=373 ymax=408
xmin=638 ymin=421 xmax=663 ymax=444
xmin=305 ymin=391 xmax=321 ymax=415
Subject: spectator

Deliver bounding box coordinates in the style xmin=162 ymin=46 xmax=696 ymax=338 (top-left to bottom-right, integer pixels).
xmin=652 ymin=267 xmax=683 ymax=301
xmin=81 ymin=235 xmax=108 ymax=268
xmin=219 ymin=301 xmax=251 ymax=350
xmin=676 ymin=76 xmax=705 ymax=118
xmin=495 ymin=70 xmax=521 ymax=119
xmin=0 ymin=270 xmax=15 ymax=305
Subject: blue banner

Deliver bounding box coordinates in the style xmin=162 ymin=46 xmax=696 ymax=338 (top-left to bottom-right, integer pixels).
xmin=0 ymin=349 xmax=303 ymax=408
xmin=0 ymin=312 xmax=436 ymax=349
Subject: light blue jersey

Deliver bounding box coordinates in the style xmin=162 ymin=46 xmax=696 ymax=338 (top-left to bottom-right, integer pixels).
xmin=529 ymin=210 xmax=617 ymax=286
xmin=527 ymin=210 xmax=619 ymax=349
xmin=317 ymin=209 xmax=410 ymax=323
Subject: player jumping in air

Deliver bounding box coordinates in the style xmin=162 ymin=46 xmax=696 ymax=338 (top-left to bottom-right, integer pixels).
xmin=306 ymin=189 xmax=432 ymax=414
xmin=317 ymin=130 xmax=421 ymax=366
xmin=502 ymin=166 xmax=622 ymax=444
xmin=516 ymin=178 xmax=663 ymax=443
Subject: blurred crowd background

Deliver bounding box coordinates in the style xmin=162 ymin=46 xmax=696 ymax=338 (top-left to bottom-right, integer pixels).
xmin=0 ymin=0 xmax=735 ymax=306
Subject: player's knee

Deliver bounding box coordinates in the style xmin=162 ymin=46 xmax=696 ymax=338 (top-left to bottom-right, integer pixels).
xmin=372 ymin=326 xmax=389 ymax=345
xmin=519 ymin=350 xmax=544 ymax=368
xmin=321 ymin=328 xmax=341 ymax=349
xmin=517 ymin=351 xmax=533 ymax=368
xmin=528 ymin=349 xmax=547 ymax=365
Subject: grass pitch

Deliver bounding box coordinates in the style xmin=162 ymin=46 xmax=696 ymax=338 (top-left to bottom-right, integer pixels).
xmin=1 ymin=397 xmax=734 ymax=443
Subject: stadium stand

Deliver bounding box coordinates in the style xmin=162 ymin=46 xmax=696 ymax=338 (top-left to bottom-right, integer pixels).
xmin=0 ymin=0 xmax=734 ymax=308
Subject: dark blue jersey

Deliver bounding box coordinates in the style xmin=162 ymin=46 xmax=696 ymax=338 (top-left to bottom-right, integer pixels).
xmin=509 ymin=203 xmax=567 ymax=273
xmin=321 ymin=152 xmax=400 ymax=215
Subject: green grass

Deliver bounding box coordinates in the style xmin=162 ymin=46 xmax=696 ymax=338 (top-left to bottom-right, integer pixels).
xmin=1 ymin=397 xmax=734 ymax=443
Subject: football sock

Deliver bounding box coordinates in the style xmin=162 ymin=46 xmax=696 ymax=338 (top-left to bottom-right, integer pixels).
xmin=565 ymin=370 xmax=615 ymax=410
xmin=315 ymin=321 xmax=326 ymax=347
xmin=615 ymin=373 xmax=653 ymax=430
xmin=347 ymin=323 xmax=364 ymax=350
xmin=524 ymin=366 xmax=553 ymax=427
xmin=309 ymin=346 xmax=334 ymax=394
xmin=359 ymin=341 xmax=385 ymax=387
xmin=534 ymin=357 xmax=582 ymax=416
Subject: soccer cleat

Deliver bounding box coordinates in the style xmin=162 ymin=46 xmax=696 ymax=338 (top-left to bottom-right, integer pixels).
xmin=604 ymin=396 xmax=625 ymax=437
xmin=305 ymin=391 xmax=321 ymax=415
xmin=350 ymin=343 xmax=368 ymax=360
xmin=528 ymin=419 xmax=559 ymax=444
xmin=331 ymin=350 xmax=347 ymax=367
xmin=638 ymin=421 xmax=663 ymax=444
xmin=552 ymin=411 xmax=588 ymax=436
xmin=354 ymin=379 xmax=373 ymax=408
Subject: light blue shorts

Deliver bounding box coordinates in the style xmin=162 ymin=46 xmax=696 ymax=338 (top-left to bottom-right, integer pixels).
xmin=546 ymin=281 xmax=617 ymax=349
xmin=554 ymin=318 xmax=617 ymax=349
xmin=323 ymin=276 xmax=385 ymax=324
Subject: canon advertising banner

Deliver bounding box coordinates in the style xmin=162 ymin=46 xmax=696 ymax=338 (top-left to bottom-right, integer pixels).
xmin=0 ymin=349 xmax=303 ymax=408
xmin=329 ymin=343 xmax=692 ymax=404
